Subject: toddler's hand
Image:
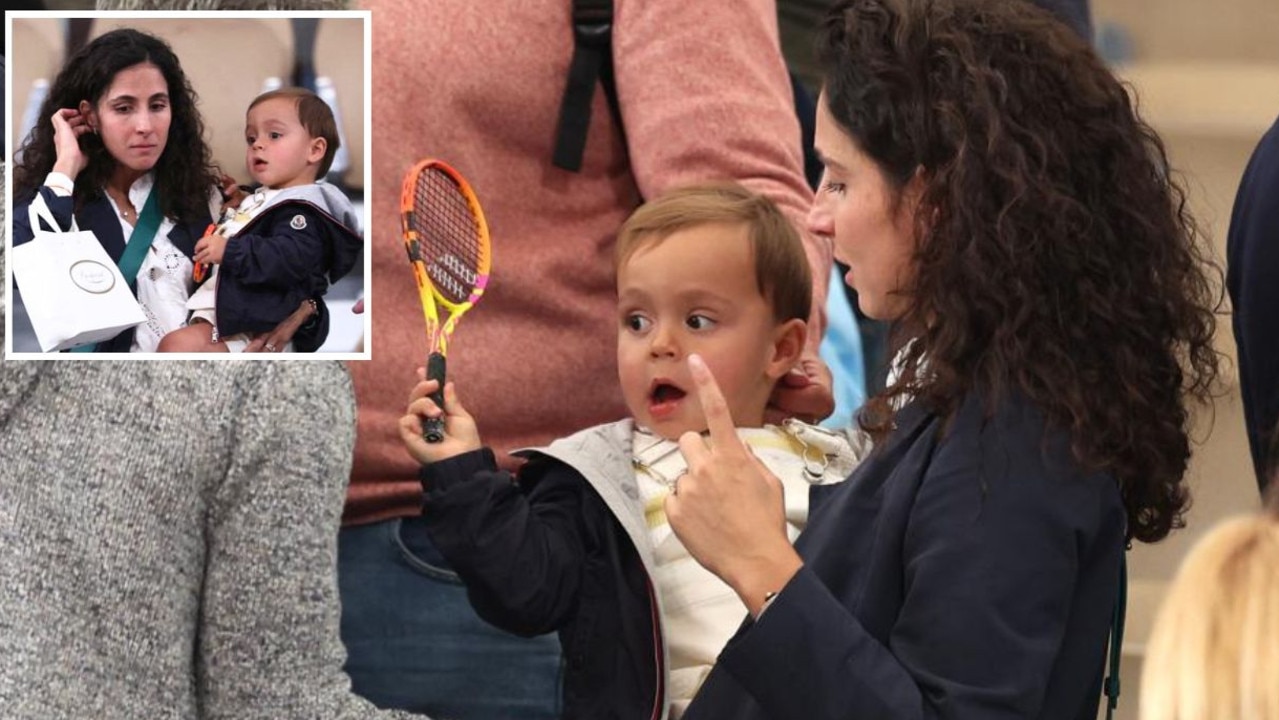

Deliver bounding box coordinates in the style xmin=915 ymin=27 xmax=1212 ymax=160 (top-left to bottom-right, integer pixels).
xmin=399 ymin=372 xmax=482 ymax=465
xmin=194 ymin=233 xmax=229 ymax=265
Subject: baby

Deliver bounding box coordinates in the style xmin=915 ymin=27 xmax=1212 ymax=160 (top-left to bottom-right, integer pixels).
xmin=157 ymin=87 xmax=361 ymax=353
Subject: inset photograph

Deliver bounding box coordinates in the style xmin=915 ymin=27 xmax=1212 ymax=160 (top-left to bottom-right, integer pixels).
xmin=5 ymin=9 xmax=370 ymax=357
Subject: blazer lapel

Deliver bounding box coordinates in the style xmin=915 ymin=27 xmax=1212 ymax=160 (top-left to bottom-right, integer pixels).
xmin=168 ymin=219 xmax=206 ymax=260
xmin=81 ymin=198 xmax=126 ymax=263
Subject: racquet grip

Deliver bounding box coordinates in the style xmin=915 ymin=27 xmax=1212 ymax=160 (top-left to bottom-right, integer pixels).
xmin=193 ymin=223 xmax=215 ymax=282
xmin=423 ymin=352 xmax=447 ymax=443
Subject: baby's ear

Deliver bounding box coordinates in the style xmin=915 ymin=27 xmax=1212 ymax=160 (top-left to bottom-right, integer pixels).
xmin=766 ymin=318 xmax=807 ymax=380
xmin=309 ymin=136 xmax=328 ymax=165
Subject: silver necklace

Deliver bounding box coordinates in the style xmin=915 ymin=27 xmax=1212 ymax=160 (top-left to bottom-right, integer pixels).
xmin=109 ymin=189 xmax=136 ymax=221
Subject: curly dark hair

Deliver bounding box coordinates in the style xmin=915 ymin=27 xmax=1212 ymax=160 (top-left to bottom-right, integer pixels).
xmin=13 ymin=28 xmax=217 ymax=222
xmin=819 ymin=0 xmax=1221 ymax=543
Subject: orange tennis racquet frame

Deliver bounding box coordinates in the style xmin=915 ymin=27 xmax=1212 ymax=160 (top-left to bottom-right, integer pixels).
xmin=400 ymin=159 xmax=493 ymax=442
xmin=192 ymin=222 xmax=223 ymax=283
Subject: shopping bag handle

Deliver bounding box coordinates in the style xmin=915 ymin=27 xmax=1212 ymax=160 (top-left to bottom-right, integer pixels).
xmin=27 ymin=190 xmax=80 ymax=236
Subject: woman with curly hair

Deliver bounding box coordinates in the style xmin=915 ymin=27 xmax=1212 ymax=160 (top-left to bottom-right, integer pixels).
xmin=665 ymin=0 xmax=1221 ymax=718
xmin=12 ymin=28 xmax=319 ymax=352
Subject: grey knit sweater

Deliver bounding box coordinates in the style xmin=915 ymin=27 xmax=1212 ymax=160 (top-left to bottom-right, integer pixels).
xmin=0 ymin=170 xmax=421 ymax=719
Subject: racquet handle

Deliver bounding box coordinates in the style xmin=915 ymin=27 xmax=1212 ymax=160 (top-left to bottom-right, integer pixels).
xmin=424 ymin=352 xmax=447 ymax=443
xmin=193 ymin=223 xmax=215 ymax=283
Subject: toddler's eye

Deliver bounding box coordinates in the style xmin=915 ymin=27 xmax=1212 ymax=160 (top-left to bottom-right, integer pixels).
xmin=625 ymin=314 xmax=651 ymax=332
xmin=686 ymin=315 xmax=715 ymax=330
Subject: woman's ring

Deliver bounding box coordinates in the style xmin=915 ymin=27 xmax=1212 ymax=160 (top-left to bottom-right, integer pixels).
xmin=265 ymin=343 xmax=277 ymax=352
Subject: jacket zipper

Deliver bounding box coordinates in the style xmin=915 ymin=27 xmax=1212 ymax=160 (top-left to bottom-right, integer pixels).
xmin=647 ymin=577 xmax=665 ymax=720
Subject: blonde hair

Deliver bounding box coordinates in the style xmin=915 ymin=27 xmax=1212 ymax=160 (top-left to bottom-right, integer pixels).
xmin=614 ymin=182 xmax=812 ymax=323
xmin=1139 ymin=509 xmax=1279 ymax=720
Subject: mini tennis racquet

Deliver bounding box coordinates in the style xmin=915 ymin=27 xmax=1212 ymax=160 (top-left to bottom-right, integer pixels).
xmin=401 ymin=159 xmax=493 ymax=443
xmin=192 ymin=222 xmax=225 ymax=283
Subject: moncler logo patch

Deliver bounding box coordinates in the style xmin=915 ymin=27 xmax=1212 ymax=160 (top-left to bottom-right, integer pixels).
xmin=291 ymin=214 xmax=308 ymax=230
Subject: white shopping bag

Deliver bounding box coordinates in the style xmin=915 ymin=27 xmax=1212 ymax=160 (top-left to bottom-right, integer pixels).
xmin=11 ymin=194 xmax=146 ymax=352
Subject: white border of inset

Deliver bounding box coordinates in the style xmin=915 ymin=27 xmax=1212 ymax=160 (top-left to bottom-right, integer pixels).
xmin=4 ymin=9 xmax=373 ymax=361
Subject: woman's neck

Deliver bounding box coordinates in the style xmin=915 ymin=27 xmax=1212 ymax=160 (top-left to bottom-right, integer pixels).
xmin=106 ymin=166 xmax=147 ymax=195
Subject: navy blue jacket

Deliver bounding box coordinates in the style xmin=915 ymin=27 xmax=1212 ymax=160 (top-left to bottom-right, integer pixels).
xmin=212 ymin=195 xmax=361 ymax=348
xmin=684 ymin=392 xmax=1126 ymax=720
xmin=419 ymin=443 xmax=661 ymax=720
xmin=1227 ymin=116 xmax=1279 ymax=494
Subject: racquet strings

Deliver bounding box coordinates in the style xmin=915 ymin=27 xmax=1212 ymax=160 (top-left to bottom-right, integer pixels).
xmin=410 ymin=169 xmax=483 ymax=306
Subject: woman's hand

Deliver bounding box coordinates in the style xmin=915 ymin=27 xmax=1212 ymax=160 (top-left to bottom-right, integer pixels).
xmin=50 ymin=108 xmax=91 ymax=180
xmin=766 ymin=351 xmax=835 ymax=425
xmin=666 ymin=353 xmax=804 ymax=616
xmin=219 ymin=174 xmax=247 ymax=211
xmin=244 ymin=299 xmax=315 ymax=353
xmin=399 ymin=373 xmax=482 ymax=465
xmin=194 ymin=233 xmax=229 ymax=265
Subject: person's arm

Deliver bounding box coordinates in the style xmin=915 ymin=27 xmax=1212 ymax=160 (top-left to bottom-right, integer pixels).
xmin=616 ymin=0 xmax=832 ymax=338
xmin=13 ymin=187 xmax=72 ymax=245
xmin=14 ymin=106 xmax=94 ymax=245
xmin=728 ymin=426 xmax=1117 ymax=718
xmin=196 ymin=362 xmax=416 ymax=719
xmin=1227 ymin=117 xmax=1279 ymax=494
xmin=615 ymin=0 xmax=835 ymax=420
xmin=243 ymin=298 xmax=324 ymax=353
xmin=400 ymin=373 xmax=588 ymax=634
xmin=419 ymin=449 xmax=588 ymax=637
xmin=673 ymin=357 xmax=1117 ymax=718
xmin=718 ymin=492 xmax=1085 ymax=718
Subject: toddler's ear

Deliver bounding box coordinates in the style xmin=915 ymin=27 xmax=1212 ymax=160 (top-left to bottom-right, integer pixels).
xmin=309 ymin=136 xmax=328 ymax=166
xmin=766 ymin=318 xmax=807 ymax=380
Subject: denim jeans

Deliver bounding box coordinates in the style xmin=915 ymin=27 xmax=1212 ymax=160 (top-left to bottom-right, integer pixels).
xmin=338 ymin=515 xmax=563 ymax=719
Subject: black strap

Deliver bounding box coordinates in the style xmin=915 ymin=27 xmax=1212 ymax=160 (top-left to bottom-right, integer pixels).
xmin=1103 ymin=552 xmax=1127 ymax=720
xmin=552 ymin=0 xmax=617 ymax=172
xmin=290 ymin=17 xmax=320 ymax=92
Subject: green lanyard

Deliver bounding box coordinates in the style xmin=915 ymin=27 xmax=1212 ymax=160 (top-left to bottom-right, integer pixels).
xmin=1103 ymin=553 xmax=1128 ymax=720
xmin=71 ymin=189 xmax=163 ymax=353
